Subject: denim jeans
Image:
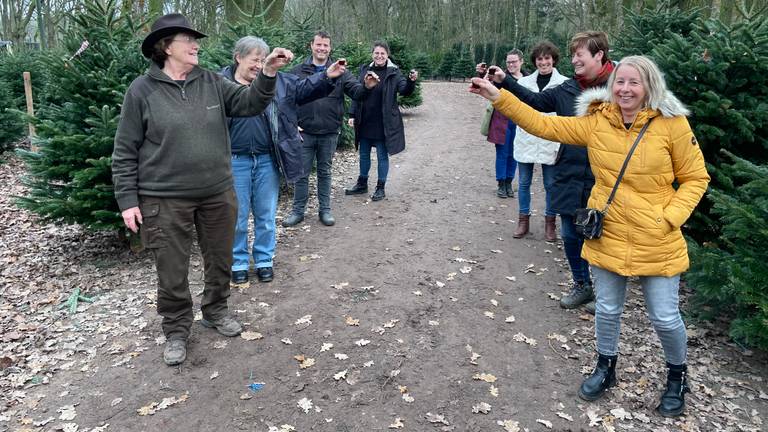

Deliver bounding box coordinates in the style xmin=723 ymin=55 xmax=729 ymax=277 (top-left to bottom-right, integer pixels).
xmin=559 ymin=214 xmax=591 ymax=284
xmin=359 ymin=138 xmax=389 ymax=182
xmin=495 ymin=124 xmax=517 ymax=181
xmin=517 ymin=162 xmax=555 ymax=216
xmin=592 ymin=266 xmax=687 ymax=365
xmin=231 ymin=153 xmax=279 ymax=271
xmin=292 ymin=132 xmax=338 ymax=215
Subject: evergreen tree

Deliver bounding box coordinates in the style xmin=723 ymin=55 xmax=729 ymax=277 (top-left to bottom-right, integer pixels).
xmin=614 ymin=8 xmax=768 ymax=240
xmin=437 ymin=49 xmax=458 ymax=80
xmin=387 ymin=36 xmax=422 ymax=109
xmin=0 ymin=51 xmax=50 ymax=153
xmin=199 ymin=10 xmax=308 ymax=72
xmin=0 ymin=78 xmax=23 ymax=153
xmin=16 ymin=0 xmax=147 ymax=229
xmin=412 ymin=51 xmax=432 ymax=79
xmin=452 ymin=47 xmax=476 ymax=83
xmin=616 ymin=8 xmax=768 ymax=350
xmin=613 ymin=7 xmax=700 ymax=58
xmin=687 ymin=151 xmax=768 ymax=350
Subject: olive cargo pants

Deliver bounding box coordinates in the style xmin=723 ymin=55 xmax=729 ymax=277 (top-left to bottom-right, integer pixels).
xmin=139 ymin=189 xmax=237 ymax=340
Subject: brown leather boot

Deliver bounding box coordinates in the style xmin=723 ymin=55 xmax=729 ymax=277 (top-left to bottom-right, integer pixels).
xmin=544 ymin=215 xmax=557 ymax=242
xmin=513 ymin=214 xmax=530 ymax=238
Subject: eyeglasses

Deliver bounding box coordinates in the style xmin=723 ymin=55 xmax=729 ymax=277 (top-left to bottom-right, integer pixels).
xmin=172 ymin=35 xmax=199 ymax=44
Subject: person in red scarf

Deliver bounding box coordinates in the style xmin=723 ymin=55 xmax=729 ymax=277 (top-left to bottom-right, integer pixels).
xmin=481 ymin=31 xmax=613 ymax=313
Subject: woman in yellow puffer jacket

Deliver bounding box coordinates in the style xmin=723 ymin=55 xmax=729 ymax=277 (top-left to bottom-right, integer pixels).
xmin=470 ymin=55 xmax=709 ymax=417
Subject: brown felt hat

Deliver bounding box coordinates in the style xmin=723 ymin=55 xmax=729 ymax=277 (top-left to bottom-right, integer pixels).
xmin=141 ymin=13 xmax=207 ymax=58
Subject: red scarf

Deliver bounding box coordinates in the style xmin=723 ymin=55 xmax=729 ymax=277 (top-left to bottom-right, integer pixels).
xmin=576 ymin=61 xmax=614 ymax=89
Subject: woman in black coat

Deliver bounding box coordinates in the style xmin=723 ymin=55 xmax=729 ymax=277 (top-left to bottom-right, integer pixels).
xmin=344 ymin=41 xmax=418 ymax=201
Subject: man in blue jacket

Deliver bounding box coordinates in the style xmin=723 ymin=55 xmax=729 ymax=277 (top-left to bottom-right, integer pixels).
xmin=223 ymin=36 xmax=344 ymax=285
xmin=283 ymin=31 xmax=378 ymax=227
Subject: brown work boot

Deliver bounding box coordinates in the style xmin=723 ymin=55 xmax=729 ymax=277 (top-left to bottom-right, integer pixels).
xmin=544 ymin=215 xmax=557 ymax=242
xmin=513 ymin=214 xmax=530 ymax=238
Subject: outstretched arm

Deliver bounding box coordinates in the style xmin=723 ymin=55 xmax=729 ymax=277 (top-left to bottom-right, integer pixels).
xmin=470 ymin=78 xmax=592 ymax=147
xmin=294 ymin=71 xmax=335 ymax=105
xmin=497 ymin=74 xmax=562 ymax=113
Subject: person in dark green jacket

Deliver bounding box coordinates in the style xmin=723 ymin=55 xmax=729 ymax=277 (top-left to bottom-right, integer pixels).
xmin=111 ymin=13 xmax=289 ymax=366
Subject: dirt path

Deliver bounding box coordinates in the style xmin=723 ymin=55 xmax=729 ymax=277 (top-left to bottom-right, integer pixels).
xmin=1 ymin=82 xmax=766 ymax=432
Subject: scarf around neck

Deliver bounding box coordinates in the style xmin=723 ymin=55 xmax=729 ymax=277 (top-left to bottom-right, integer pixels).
xmin=576 ymin=61 xmax=614 ymax=90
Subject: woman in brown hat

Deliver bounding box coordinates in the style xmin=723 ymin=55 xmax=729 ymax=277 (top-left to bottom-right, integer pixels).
xmin=111 ymin=13 xmax=292 ymax=366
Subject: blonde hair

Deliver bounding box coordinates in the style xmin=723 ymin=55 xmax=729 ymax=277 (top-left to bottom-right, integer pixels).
xmin=607 ymin=55 xmax=668 ymax=111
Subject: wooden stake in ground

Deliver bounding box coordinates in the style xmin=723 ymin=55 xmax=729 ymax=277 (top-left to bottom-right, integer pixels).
xmin=23 ymin=71 xmax=37 ymax=151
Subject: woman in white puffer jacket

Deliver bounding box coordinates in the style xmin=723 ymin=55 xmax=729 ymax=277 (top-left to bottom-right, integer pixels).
xmin=512 ymin=41 xmax=569 ymax=241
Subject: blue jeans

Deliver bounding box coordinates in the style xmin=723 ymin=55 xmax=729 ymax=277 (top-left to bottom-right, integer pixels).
xmin=231 ymin=153 xmax=279 ymax=271
xmin=292 ymin=133 xmax=338 ymax=215
xmin=559 ymin=214 xmax=591 ymax=284
xmin=359 ymin=138 xmax=389 ymax=182
xmin=495 ymin=123 xmax=517 ymax=181
xmin=517 ymin=163 xmax=555 ymax=216
xmin=592 ymin=266 xmax=687 ymax=365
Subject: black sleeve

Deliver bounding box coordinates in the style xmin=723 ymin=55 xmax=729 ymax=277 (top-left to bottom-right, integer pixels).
xmin=396 ymin=70 xmax=416 ymax=96
xmin=500 ymin=75 xmax=560 ymax=113
xmin=342 ymin=71 xmax=370 ymax=100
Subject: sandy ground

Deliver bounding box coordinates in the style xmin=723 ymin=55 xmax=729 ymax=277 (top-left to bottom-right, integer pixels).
xmin=1 ymin=82 xmax=766 ymax=432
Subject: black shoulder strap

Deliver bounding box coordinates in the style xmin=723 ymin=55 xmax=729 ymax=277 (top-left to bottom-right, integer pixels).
xmin=602 ymin=118 xmax=653 ymax=212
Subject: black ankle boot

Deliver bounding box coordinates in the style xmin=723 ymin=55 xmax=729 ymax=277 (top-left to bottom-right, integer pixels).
xmin=496 ymin=180 xmax=507 ymax=198
xmin=657 ymin=363 xmax=690 ymax=417
xmin=371 ymin=180 xmax=386 ymax=201
xmin=579 ymin=354 xmax=617 ymax=401
xmin=505 ymin=178 xmax=514 ymax=198
xmin=345 ymin=176 xmax=368 ymax=195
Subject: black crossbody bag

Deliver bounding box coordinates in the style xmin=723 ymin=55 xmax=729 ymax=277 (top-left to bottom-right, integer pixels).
xmin=574 ymin=119 xmax=652 ymax=239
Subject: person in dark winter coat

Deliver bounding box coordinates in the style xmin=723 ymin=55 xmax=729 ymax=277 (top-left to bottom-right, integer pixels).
xmin=344 ymin=40 xmax=418 ymax=201
xmin=222 ymin=36 xmax=342 ymax=287
xmin=112 ymin=14 xmax=283 ymax=366
xmin=282 ymin=31 xmax=378 ymax=228
xmin=484 ymin=31 xmax=615 ymax=313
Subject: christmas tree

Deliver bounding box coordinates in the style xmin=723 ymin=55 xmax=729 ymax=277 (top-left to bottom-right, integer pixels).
xmin=616 ymin=7 xmax=768 ymax=349
xmin=437 ymin=49 xmax=458 ymax=81
xmin=452 ymin=46 xmax=476 ymax=83
xmin=0 ymin=51 xmax=49 ymax=152
xmin=16 ymin=0 xmax=147 ymax=229
xmin=387 ymin=36 xmax=423 ymax=109
xmin=687 ymin=151 xmax=768 ymax=350
xmin=614 ymin=7 xmax=768 ymax=239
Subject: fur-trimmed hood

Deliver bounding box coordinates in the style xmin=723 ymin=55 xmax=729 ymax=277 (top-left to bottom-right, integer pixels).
xmin=575 ymin=87 xmax=690 ymax=118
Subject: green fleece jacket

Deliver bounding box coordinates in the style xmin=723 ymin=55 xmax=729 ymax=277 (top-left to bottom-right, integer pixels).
xmin=111 ymin=63 xmax=276 ymax=211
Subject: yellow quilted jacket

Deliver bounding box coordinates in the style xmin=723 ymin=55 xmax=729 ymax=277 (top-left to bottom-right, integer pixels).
xmin=493 ymin=87 xmax=710 ymax=276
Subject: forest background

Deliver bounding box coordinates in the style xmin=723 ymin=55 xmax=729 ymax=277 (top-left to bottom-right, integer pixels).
xmin=0 ymin=0 xmax=767 ymax=354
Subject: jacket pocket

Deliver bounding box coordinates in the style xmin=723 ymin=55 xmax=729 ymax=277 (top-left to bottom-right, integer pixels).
xmin=138 ymin=201 xmax=167 ymax=249
xmin=653 ymin=204 xmax=673 ymax=236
